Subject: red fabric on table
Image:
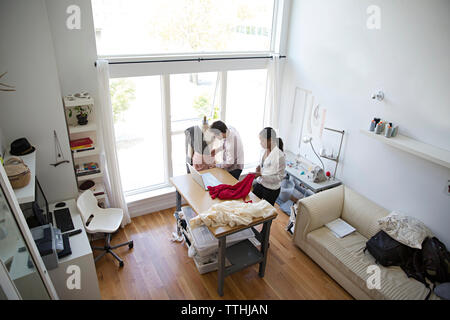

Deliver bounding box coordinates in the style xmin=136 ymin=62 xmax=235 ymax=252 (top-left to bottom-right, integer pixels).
xmin=207 ymin=173 xmax=255 ymax=201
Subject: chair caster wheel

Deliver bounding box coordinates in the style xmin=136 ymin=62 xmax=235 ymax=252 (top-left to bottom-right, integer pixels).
xmin=129 ymin=241 xmax=134 ymax=249
xmin=119 ymin=261 xmax=124 ymax=268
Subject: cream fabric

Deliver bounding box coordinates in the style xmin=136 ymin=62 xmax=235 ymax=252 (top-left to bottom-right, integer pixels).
xmin=293 ymin=185 xmax=344 ymax=242
xmin=190 ymin=199 xmax=276 ymax=229
xmin=378 ymin=211 xmax=433 ymax=249
xmin=307 ymin=227 xmax=436 ymax=300
xmin=341 ymin=187 xmax=388 ymax=239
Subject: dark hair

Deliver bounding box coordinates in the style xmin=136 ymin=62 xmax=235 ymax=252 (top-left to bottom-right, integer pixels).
xmin=278 ymin=138 xmax=284 ymax=151
xmin=259 ymin=127 xmax=284 ymax=151
xmin=185 ymin=125 xmax=210 ymax=154
xmin=210 ymin=120 xmax=228 ymax=134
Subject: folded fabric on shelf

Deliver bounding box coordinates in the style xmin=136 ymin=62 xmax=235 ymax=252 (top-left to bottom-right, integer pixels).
xmin=207 ymin=173 xmax=255 ymax=201
xmin=189 ymin=199 xmax=275 ymax=229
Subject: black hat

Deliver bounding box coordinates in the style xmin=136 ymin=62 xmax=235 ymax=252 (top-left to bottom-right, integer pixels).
xmin=10 ymin=138 xmax=35 ymax=156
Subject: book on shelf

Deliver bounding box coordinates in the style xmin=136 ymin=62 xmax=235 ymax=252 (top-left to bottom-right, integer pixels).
xmin=70 ymin=137 xmax=93 ymax=148
xmin=71 ymin=144 xmax=93 ymax=150
xmin=73 ymin=146 xmax=95 ymax=153
xmin=76 ymin=169 xmax=101 ymax=177
xmin=75 ymin=162 xmax=100 ymax=176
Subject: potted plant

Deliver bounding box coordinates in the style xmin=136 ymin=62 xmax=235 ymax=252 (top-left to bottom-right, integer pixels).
xmin=69 ymin=105 xmax=92 ymax=125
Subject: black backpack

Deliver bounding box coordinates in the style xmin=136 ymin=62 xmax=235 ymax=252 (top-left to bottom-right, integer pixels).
xmin=401 ymin=237 xmax=450 ymax=299
xmin=421 ymin=237 xmax=450 ymax=283
xmin=364 ymin=230 xmax=414 ymax=267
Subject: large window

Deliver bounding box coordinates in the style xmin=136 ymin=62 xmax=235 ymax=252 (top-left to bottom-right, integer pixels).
xmin=170 ymin=72 xmax=221 ymax=177
xmin=226 ymin=69 xmax=267 ymax=167
xmin=111 ymin=76 xmax=165 ymax=194
xmin=110 ymin=70 xmax=270 ymax=195
xmin=97 ymin=1 xmax=286 ymax=196
xmin=92 ymin=0 xmax=276 ymax=56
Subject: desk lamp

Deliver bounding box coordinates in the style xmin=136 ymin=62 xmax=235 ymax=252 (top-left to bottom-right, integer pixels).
xmin=302 ymin=136 xmax=325 ymax=172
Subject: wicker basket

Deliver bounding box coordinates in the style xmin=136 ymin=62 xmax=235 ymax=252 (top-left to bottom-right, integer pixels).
xmin=4 ymin=157 xmax=31 ymax=189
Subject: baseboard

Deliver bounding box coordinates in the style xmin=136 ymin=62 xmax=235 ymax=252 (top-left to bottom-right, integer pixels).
xmin=128 ymin=191 xmax=186 ymax=218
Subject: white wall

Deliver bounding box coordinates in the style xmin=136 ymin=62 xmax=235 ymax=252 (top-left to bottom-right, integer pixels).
xmin=279 ymin=0 xmax=450 ymax=245
xmin=45 ymin=0 xmax=100 ymax=99
xmin=0 ymin=0 xmax=78 ymax=203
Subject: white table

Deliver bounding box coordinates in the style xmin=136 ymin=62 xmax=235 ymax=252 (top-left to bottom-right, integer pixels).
xmin=48 ymin=199 xmax=101 ymax=300
xmin=284 ymin=152 xmax=342 ymax=235
xmin=285 ymin=151 xmax=342 ymax=193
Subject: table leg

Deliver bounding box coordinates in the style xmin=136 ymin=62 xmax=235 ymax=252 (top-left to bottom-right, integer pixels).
xmin=174 ymin=191 xmax=182 ymax=237
xmin=176 ymin=191 xmax=181 ymax=212
xmin=217 ymin=236 xmax=226 ymax=296
xmin=258 ymin=220 xmax=272 ymax=277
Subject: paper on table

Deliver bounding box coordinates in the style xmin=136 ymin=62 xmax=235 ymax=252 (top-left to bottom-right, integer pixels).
xmin=325 ymin=218 xmax=356 ymax=238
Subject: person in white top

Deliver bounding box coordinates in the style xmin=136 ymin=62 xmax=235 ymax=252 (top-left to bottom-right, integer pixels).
xmin=251 ymin=127 xmax=286 ymax=206
xmin=209 ymin=120 xmax=244 ymax=180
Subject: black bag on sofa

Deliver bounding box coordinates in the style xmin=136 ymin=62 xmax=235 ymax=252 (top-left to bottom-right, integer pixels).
xmin=400 ymin=237 xmax=450 ymax=300
xmin=421 ymin=237 xmax=450 ymax=284
xmin=364 ymin=230 xmax=414 ymax=267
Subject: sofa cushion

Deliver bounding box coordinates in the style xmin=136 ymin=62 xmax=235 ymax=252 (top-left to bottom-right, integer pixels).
xmin=341 ymin=187 xmax=389 ymax=239
xmin=307 ymin=227 xmax=436 ymax=300
xmin=378 ymin=211 xmax=433 ymax=249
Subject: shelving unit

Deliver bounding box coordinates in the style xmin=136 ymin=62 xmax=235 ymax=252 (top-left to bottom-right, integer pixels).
xmin=62 ymin=95 xmax=108 ymax=205
xmin=320 ymin=127 xmax=345 ymax=179
xmin=360 ymin=130 xmax=450 ymax=169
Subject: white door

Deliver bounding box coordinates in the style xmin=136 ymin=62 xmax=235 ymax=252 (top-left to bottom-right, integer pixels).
xmin=0 ymin=163 xmax=58 ymax=299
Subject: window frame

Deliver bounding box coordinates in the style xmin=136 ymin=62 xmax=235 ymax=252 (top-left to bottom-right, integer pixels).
xmin=99 ymin=0 xmax=289 ymax=196
xmin=114 ymin=64 xmax=270 ymax=196
xmin=93 ymin=0 xmax=282 ymax=58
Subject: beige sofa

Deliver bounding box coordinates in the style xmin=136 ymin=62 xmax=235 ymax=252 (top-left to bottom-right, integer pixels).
xmin=293 ymin=185 xmax=436 ymax=300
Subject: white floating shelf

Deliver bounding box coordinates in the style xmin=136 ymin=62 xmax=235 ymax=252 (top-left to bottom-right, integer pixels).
xmin=63 ymin=96 xmax=94 ymax=108
xmin=77 ymin=172 xmax=103 ymax=181
xmin=72 ymin=147 xmax=99 ymax=159
xmin=69 ymin=123 xmax=97 ymax=134
xmin=360 ymin=130 xmax=450 ymax=169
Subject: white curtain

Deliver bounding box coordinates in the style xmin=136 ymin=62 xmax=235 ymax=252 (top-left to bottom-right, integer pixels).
xmin=264 ymin=54 xmax=282 ymax=132
xmin=96 ymin=59 xmax=131 ymax=226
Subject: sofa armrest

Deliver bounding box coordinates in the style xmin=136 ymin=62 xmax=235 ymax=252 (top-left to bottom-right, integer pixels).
xmin=293 ymin=185 xmax=344 ymax=243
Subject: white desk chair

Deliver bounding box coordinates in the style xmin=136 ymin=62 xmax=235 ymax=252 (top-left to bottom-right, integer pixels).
xmin=77 ymin=190 xmax=133 ymax=267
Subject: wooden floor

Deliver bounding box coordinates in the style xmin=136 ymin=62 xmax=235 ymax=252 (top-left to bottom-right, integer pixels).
xmin=93 ymin=205 xmax=353 ymax=300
